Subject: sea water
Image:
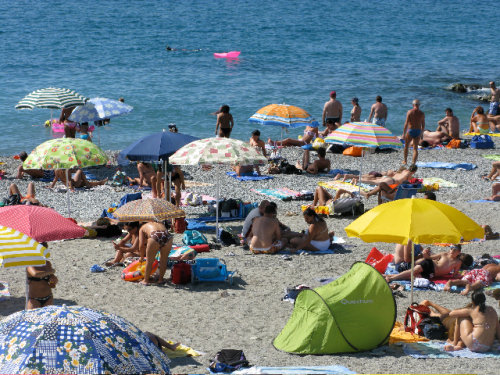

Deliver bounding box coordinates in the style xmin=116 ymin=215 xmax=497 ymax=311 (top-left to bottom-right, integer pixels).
xmin=0 ymin=0 xmax=498 ymax=155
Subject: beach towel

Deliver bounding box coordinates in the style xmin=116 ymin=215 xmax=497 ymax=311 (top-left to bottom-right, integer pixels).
xmin=101 ymin=192 xmax=142 ymax=219
xmin=186 ymin=220 xmax=215 ymax=232
xmin=129 ymin=184 xmax=152 ymax=191
xmin=232 ymin=366 xmax=355 ymax=374
xmin=226 ymin=171 xmax=274 ymax=181
xmin=389 ymin=322 xmax=428 ymax=345
xmin=39 ymin=170 xmax=98 ymax=183
xmin=318 ymin=180 xmax=371 ymax=192
xmin=277 ymin=243 xmax=346 ymax=255
xmin=402 ymin=340 xmax=500 ymax=358
xmin=395 ymin=280 xmax=500 ymax=293
xmin=251 ymin=188 xmax=309 ymax=201
xmin=416 ymin=161 xmax=477 ymax=170
xmin=162 ymin=341 xmax=204 ymax=359
xmin=464 ymin=132 xmax=500 ymax=137
xmin=422 ymin=177 xmax=459 ymax=188
xmin=181 ymin=191 xmax=216 ymax=206
xmin=483 ymin=154 xmax=500 ymax=161
xmin=184 ymin=180 xmax=214 ymax=187
xmin=0 ymin=281 xmax=10 ymax=301
xmin=468 ymin=199 xmax=499 ymax=203
xmin=189 ymin=216 xmax=243 ymax=223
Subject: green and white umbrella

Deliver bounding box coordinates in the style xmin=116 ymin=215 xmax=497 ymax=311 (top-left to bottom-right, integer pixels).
xmin=169 ymin=137 xmax=267 ymax=238
xmin=15 ymin=87 xmax=87 ymax=110
xmin=24 ymin=138 xmax=108 ymax=216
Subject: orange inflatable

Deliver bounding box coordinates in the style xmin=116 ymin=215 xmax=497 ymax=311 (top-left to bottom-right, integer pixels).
xmin=121 ymin=259 xmax=159 ymax=282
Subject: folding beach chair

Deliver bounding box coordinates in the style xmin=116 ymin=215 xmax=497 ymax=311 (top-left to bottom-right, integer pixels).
xmin=380 ymin=184 xmax=422 ymax=204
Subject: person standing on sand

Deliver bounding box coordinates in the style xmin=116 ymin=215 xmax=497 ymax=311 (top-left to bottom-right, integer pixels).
xmin=489 ymin=81 xmax=500 ymax=116
xmin=350 ymin=97 xmax=361 ymax=122
xmin=138 ymin=222 xmax=173 ymax=285
xmin=436 ymin=108 xmax=460 ymax=139
xmin=26 ymin=257 xmax=58 ymax=309
xmin=368 ymin=96 xmax=388 ymax=126
xmin=322 ymin=91 xmax=342 ymax=127
xmin=215 ymin=105 xmax=234 ymax=138
xmin=403 ymin=99 xmax=425 ymax=165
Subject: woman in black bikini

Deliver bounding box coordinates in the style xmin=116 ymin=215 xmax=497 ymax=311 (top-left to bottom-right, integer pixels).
xmin=26 ymin=258 xmax=58 ymax=309
xmin=138 ymin=222 xmax=173 ymax=285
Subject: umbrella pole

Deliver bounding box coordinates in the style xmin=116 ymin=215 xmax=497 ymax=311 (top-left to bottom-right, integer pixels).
xmin=216 ymin=165 xmax=220 ymax=242
xmin=410 ymin=241 xmax=415 ymax=304
xmin=164 ymin=160 xmax=169 ymax=201
xmin=65 ymin=169 xmax=71 ymax=217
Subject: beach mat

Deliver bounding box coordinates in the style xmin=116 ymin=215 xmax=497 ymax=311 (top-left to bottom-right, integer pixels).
xmin=402 ymin=340 xmax=500 ymax=358
xmin=389 ymin=322 xmax=428 ymax=345
xmin=464 ymin=132 xmax=500 ymax=137
xmin=184 ymin=180 xmax=214 ymax=187
xmin=39 ymin=170 xmax=98 ymax=183
xmin=251 ymin=188 xmax=308 ymax=201
xmin=277 ymin=242 xmax=347 ymax=255
xmin=161 ymin=341 xmax=204 ymax=359
xmin=416 ymin=161 xmax=477 ymax=170
xmin=189 ymin=216 xmax=243 ymax=223
xmin=318 ymin=179 xmax=371 ymax=192
xmin=468 ymin=199 xmax=499 ymax=203
xmin=483 ymin=154 xmax=500 ymax=161
xmin=226 ymin=171 xmax=274 ymax=181
xmin=186 ymin=219 xmax=215 ymax=232
xmin=231 ymin=366 xmax=356 ymax=374
xmin=422 ymin=177 xmax=459 ymax=188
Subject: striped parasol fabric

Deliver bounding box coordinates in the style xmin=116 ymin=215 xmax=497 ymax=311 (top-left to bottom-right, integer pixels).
xmin=0 ymin=226 xmax=49 ymax=268
xmin=324 ymin=122 xmax=402 ymax=149
xmin=249 ymin=104 xmax=319 ymax=128
xmin=114 ymin=198 xmax=186 ymax=222
xmin=15 ymin=87 xmax=87 ymax=110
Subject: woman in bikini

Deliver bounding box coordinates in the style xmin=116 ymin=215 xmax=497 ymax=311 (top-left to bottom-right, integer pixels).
xmin=444 ymin=291 xmax=500 ymax=352
xmin=26 ymin=258 xmax=58 ymax=309
xmin=138 ymin=222 xmax=173 ymax=285
xmin=350 ymin=97 xmax=361 ymax=122
xmin=106 ymin=222 xmax=141 ymax=266
xmin=267 ymin=125 xmax=318 ymax=147
xmin=215 ymin=105 xmax=234 ymax=138
xmin=288 ymin=208 xmax=332 ymax=252
xmin=470 ymin=106 xmax=493 ymax=134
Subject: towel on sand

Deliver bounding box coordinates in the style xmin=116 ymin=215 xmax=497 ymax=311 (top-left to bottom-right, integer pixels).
xmin=0 ymin=281 xmax=10 ymax=301
xmin=416 ymin=162 xmax=477 ymax=170
xmin=402 ymin=340 xmax=500 ymax=358
xmin=483 ymin=154 xmax=500 ymax=161
xmin=40 ymin=170 xmax=98 ymax=182
xmin=468 ymin=199 xmax=499 ymax=203
xmin=464 ymin=132 xmax=500 ymax=137
xmin=162 ymin=341 xmax=204 ymax=358
xmin=318 ymin=180 xmax=371 ymax=192
xmin=226 ymin=171 xmax=274 ymax=181
xmin=251 ymin=188 xmax=306 ymax=201
xmin=422 ymin=177 xmax=459 ymax=188
xmin=232 ymin=366 xmax=355 ymax=374
xmin=389 ymin=322 xmax=428 ymax=344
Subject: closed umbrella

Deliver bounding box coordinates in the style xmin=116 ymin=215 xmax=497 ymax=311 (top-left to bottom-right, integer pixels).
xmin=0 ymin=305 xmax=170 ymax=374
xmin=345 ymin=198 xmax=484 ymax=302
xmin=23 ymin=138 xmax=108 ymax=216
xmin=114 ymin=198 xmax=185 ymax=222
xmin=169 ymin=137 xmax=267 ymax=238
xmin=0 ymin=226 xmax=49 ymax=269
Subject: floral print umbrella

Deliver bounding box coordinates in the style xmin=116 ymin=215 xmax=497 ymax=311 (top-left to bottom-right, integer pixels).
xmin=0 ymin=305 xmax=170 ymax=375
xmin=23 ymin=138 xmax=108 ymax=170
xmin=168 ymin=137 xmax=267 ymax=166
xmin=114 ymin=198 xmax=185 ymax=222
xmin=68 ymin=97 xmax=133 ymax=123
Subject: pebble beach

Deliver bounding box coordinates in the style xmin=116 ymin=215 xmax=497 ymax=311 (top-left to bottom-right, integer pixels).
xmin=1 ymin=136 xmax=499 ymax=374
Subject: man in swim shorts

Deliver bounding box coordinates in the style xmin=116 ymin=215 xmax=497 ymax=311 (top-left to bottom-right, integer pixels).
xmin=436 ymin=108 xmax=460 ymax=139
xmin=322 ymin=91 xmax=342 ymax=127
xmin=403 ymin=99 xmax=425 ymax=165
xmin=489 ymin=81 xmax=500 ymax=115
xmin=368 ymin=95 xmax=388 ymax=126
xmin=249 ymin=204 xmax=286 ymax=254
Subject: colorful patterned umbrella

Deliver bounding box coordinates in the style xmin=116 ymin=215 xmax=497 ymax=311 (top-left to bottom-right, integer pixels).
xmin=114 ymin=198 xmax=185 ymax=222
xmin=68 ymin=97 xmax=133 ymax=123
xmin=23 ymin=138 xmax=108 ymax=170
xmin=324 ymin=122 xmax=402 ymax=149
xmin=15 ymin=88 xmax=87 ymax=110
xmin=0 ymin=226 xmax=49 ymax=268
xmin=0 ymin=305 xmax=170 ymax=374
xmin=168 ymin=137 xmax=267 ymax=166
xmin=249 ymin=103 xmax=319 ymax=128
xmin=0 ymin=206 xmax=85 ymax=243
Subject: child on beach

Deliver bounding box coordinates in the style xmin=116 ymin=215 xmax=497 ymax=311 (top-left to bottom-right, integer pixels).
xmin=79 ymin=122 xmax=92 ymax=142
xmin=444 ymin=263 xmax=500 ymax=295
xmin=138 ymin=221 xmax=173 ymax=285
xmin=106 ymin=222 xmax=141 ymax=266
xmin=26 ymin=256 xmax=58 ymax=309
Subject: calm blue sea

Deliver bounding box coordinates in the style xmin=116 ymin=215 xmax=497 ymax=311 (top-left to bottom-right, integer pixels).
xmin=0 ymin=0 xmax=498 ymax=155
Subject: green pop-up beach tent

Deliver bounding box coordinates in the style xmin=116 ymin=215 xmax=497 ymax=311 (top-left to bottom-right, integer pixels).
xmin=273 ymin=262 xmax=396 ymax=354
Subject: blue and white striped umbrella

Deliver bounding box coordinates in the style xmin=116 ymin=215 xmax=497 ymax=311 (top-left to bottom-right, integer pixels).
xmin=69 ymin=97 xmax=133 ymax=122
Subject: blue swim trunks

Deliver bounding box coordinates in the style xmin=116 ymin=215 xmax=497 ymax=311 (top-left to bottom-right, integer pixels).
xmin=42 ymin=170 xmax=55 ymax=180
xmin=407 ymin=128 xmax=422 ymax=138
xmin=489 ymin=101 xmax=499 ymax=115
xmin=372 ymin=117 xmax=386 ymax=126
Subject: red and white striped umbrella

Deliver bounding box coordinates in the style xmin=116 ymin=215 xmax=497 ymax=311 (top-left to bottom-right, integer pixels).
xmin=0 ymin=206 xmax=85 ymax=243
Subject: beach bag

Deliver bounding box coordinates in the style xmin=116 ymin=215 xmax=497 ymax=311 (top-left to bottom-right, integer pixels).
xmin=111 ymin=170 xmax=127 ymax=186
xmin=171 ymin=262 xmax=192 ymax=285
xmin=470 ymin=135 xmax=494 ymax=149
xmin=365 ymin=247 xmax=394 ymax=274
xmin=446 ymin=139 xmax=461 ymax=149
xmin=343 ymin=146 xmax=363 ymax=157
xmin=330 ymin=197 xmax=362 ymax=216
xmin=221 ymin=198 xmax=238 ymax=217
xmin=174 ymin=217 xmax=187 ymax=234
xmin=420 ymin=317 xmax=447 ymax=340
xmin=209 ymin=349 xmax=249 ymax=373
xmin=182 ymin=230 xmax=208 ymax=245
xmin=404 ymin=303 xmax=431 ymax=336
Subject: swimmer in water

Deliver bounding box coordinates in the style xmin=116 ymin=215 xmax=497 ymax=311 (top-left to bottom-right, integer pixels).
xmin=166 ymin=45 xmax=201 ymax=52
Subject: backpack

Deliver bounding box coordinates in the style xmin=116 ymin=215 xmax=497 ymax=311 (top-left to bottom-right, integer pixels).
xmin=446 ymin=139 xmax=461 ymax=149
xmin=174 ymin=217 xmax=187 ymax=234
xmin=404 ymin=303 xmax=431 ymax=336
xmin=182 ymin=230 xmax=208 ymax=245
xmin=209 ymin=349 xmax=249 ymax=373
xmin=470 ymin=135 xmax=494 ymax=149
xmin=171 ymin=262 xmax=192 ymax=285
xmin=420 ymin=317 xmax=447 ymax=340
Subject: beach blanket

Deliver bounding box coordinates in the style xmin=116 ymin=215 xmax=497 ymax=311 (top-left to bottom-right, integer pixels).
xmin=129 ymin=184 xmax=152 ymax=191
xmin=318 ymin=180 xmax=371 ymax=192
xmin=40 ymin=170 xmax=98 ymax=183
xmin=394 ymin=280 xmax=500 ymax=293
xmin=422 ymin=177 xmax=459 ymax=188
xmin=389 ymin=322 xmax=428 ymax=345
xmin=483 ymin=154 xmax=500 ymax=161
xmin=226 ymin=171 xmax=274 ymax=181
xmin=251 ymin=188 xmax=310 ymax=201
xmin=232 ymin=366 xmax=355 ymax=374
xmin=184 ymin=180 xmax=214 ymax=187
xmin=464 ymin=132 xmax=500 ymax=137
xmin=186 ymin=220 xmax=215 ymax=232
xmin=162 ymin=341 xmax=204 ymax=359
xmin=416 ymin=161 xmax=477 ymax=170
xmin=277 ymin=243 xmax=346 ymax=255
xmin=402 ymin=340 xmax=500 ymax=358
xmin=468 ymin=199 xmax=499 ymax=203
xmin=0 ymin=281 xmax=9 ymax=301
xmin=180 ymin=191 xmax=216 ymax=206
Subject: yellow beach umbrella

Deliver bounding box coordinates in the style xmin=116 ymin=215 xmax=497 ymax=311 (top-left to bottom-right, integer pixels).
xmin=0 ymin=226 xmax=49 ymax=268
xmin=345 ymin=198 xmax=484 ymax=302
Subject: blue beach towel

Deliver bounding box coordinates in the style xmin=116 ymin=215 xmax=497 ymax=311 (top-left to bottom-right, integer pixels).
xmin=231 ymin=365 xmax=356 ymax=374
xmin=402 ymin=341 xmax=500 ymax=359
xmin=186 ymin=220 xmax=215 ymax=232
xmin=416 ymin=161 xmax=477 ymax=170
xmin=39 ymin=170 xmax=98 ymax=182
xmin=226 ymin=171 xmax=274 ymax=181
xmin=468 ymin=199 xmax=499 ymax=203
xmin=101 ymin=192 xmax=142 ymax=219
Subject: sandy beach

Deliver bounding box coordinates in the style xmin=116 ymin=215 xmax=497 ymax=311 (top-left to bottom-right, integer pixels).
xmin=1 ymin=137 xmax=499 ymax=374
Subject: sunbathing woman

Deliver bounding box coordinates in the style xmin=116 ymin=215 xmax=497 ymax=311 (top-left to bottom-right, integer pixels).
xmin=470 ymin=106 xmax=493 ymax=134
xmin=296 ymin=148 xmax=331 ymax=174
xmin=444 ymin=264 xmax=500 ymax=295
xmin=26 ymin=258 xmax=58 ymax=309
xmin=288 ymin=208 xmax=332 ymax=252
xmin=138 ymin=221 xmax=173 ymax=285
xmin=310 ymin=186 xmax=357 ymax=208
xmin=334 ymin=165 xmax=416 ymax=186
xmin=106 ymin=222 xmax=141 ymax=266
xmin=49 ymin=169 xmax=108 ymax=191
xmin=127 ymin=162 xmax=159 ymax=197
xmin=267 ymin=125 xmax=318 ymax=147
xmin=444 ymin=291 xmax=500 ymax=352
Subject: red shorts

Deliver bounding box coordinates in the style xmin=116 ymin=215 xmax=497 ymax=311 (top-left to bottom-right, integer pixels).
xmin=461 ymin=269 xmax=492 ymax=287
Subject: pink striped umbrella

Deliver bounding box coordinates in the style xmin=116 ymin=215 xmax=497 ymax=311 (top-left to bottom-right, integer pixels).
xmin=324 ymin=122 xmax=402 ymax=149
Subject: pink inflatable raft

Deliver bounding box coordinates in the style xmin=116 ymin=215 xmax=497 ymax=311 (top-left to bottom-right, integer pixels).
xmin=213 ymin=51 xmax=241 ymax=59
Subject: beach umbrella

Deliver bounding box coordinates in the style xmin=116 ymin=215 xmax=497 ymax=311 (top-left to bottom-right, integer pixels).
xmin=15 ymin=87 xmax=87 ymax=121
xmin=114 ymin=198 xmax=185 ymax=222
xmin=118 ymin=129 xmax=199 ymax=201
xmin=23 ymin=138 xmax=108 ymax=217
xmin=344 ymin=198 xmax=484 ymax=302
xmin=0 ymin=205 xmax=85 ymax=243
xmin=0 ymin=226 xmax=49 ymax=269
xmin=169 ymin=137 xmax=267 ymax=238
xmin=0 ymin=305 xmax=170 ymax=374
xmin=69 ymin=98 xmax=134 ymax=146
